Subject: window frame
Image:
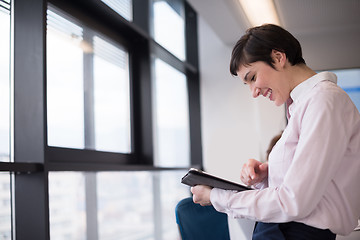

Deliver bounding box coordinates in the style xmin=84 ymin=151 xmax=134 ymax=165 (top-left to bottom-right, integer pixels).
xmin=0 ymin=0 xmax=202 ymax=239
xmin=43 ymin=0 xmax=202 ymax=170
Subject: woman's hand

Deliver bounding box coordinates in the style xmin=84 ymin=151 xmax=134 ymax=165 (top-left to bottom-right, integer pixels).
xmin=191 ymin=185 xmax=212 ymax=206
xmin=240 ymin=159 xmax=268 ymax=186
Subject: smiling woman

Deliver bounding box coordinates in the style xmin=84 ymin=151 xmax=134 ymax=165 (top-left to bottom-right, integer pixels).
xmin=229 ymin=24 xmax=311 ymax=107
xmin=191 ymin=24 xmax=360 ymax=240
xmin=229 ymin=24 xmax=305 ymax=76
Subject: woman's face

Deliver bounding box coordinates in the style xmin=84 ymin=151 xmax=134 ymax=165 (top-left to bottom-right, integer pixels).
xmin=237 ymin=60 xmax=290 ymax=106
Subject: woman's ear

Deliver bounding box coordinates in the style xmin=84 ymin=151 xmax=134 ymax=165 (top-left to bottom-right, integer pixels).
xmin=271 ymin=50 xmax=287 ymax=68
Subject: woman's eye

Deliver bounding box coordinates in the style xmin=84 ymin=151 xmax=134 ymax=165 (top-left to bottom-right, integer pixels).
xmin=251 ymin=75 xmax=255 ymax=81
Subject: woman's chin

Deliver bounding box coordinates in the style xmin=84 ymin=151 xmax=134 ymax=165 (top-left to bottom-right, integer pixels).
xmin=274 ymin=100 xmax=283 ymax=107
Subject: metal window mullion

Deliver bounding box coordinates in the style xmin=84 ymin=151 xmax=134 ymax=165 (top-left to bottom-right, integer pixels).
xmin=131 ymin=41 xmax=154 ymax=164
xmin=185 ymin=2 xmax=202 ymax=167
xmin=152 ymin=172 xmax=162 ymax=240
xmin=83 ymin=28 xmax=95 ymax=150
xmin=132 ymin=0 xmax=150 ymax=34
xmin=13 ymin=0 xmax=49 ymax=239
xmin=82 ymin=28 xmax=99 ymax=240
xmin=85 ymin=172 xmax=99 ymax=240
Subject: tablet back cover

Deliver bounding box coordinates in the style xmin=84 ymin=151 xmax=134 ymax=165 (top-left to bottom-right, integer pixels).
xmin=181 ymin=168 xmax=252 ymax=191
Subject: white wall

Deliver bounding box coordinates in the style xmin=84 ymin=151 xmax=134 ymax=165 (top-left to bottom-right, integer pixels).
xmin=198 ymin=16 xmax=286 ymax=183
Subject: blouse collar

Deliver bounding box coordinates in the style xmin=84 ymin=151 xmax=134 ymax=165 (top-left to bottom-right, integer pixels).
xmin=290 ymin=71 xmax=337 ymax=103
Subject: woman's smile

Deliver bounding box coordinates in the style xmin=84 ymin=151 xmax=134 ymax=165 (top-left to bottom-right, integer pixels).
xmin=238 ymin=60 xmax=287 ymax=106
xmin=263 ymin=88 xmax=273 ymax=100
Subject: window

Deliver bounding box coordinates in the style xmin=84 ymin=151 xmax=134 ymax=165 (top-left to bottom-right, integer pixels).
xmin=47 ymin=8 xmax=131 ymax=153
xmin=43 ymin=1 xmax=199 ymax=239
xmin=152 ymin=0 xmax=186 ymax=61
xmin=153 ymin=58 xmax=190 ymax=167
xmin=158 ymin=170 xmax=190 ymax=239
xmin=0 ymin=2 xmax=12 ymax=238
xmin=49 ymin=170 xmax=189 ymax=239
xmin=0 ymin=0 xmax=10 ymax=162
xmin=0 ymin=173 xmax=11 ymax=240
xmin=47 ymin=9 xmax=85 ymax=149
xmin=101 ymin=0 xmax=133 ymax=21
xmin=333 ymin=69 xmax=360 ymax=111
xmin=97 ymin=172 xmax=154 ymax=239
xmin=49 ymin=172 xmax=86 ymax=240
xmin=3 ymin=0 xmax=200 ymax=239
xmin=93 ymin=36 xmax=131 ymax=153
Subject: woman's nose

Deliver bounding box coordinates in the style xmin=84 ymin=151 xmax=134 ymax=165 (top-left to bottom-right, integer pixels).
xmin=251 ymin=86 xmax=261 ymax=98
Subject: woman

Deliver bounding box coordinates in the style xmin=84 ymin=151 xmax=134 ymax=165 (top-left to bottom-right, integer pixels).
xmin=191 ymin=24 xmax=360 ymax=239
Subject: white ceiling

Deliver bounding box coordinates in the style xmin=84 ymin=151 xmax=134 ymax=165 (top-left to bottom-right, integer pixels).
xmin=187 ymin=0 xmax=360 ymax=70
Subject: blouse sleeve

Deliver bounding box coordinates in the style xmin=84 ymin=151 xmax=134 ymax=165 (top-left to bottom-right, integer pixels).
xmin=210 ymin=88 xmax=355 ymax=223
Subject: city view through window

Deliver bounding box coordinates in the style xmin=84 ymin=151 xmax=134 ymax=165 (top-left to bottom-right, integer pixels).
xmin=0 ymin=0 xmax=194 ymax=239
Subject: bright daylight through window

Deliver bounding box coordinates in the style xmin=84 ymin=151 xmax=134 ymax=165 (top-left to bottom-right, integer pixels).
xmin=101 ymin=0 xmax=133 ymax=21
xmin=153 ymin=0 xmax=185 ymax=61
xmin=0 ymin=0 xmax=10 ymax=162
xmin=49 ymin=170 xmax=189 ymax=239
xmin=46 ymin=8 xmax=131 ymax=153
xmin=2 ymin=0 xmax=199 ymax=238
xmin=153 ymin=58 xmax=190 ymax=168
xmin=0 ymin=1 xmax=12 ymax=239
xmin=333 ymin=68 xmax=360 ymax=111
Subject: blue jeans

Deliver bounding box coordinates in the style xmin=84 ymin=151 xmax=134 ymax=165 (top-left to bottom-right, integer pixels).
xmin=252 ymin=222 xmax=336 ymax=240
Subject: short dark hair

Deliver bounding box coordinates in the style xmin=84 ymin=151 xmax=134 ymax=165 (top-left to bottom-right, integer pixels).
xmin=230 ymin=24 xmax=306 ymax=76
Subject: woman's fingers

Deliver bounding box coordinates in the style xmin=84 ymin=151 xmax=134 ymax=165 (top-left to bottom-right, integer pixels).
xmin=241 ymin=159 xmax=268 ymax=186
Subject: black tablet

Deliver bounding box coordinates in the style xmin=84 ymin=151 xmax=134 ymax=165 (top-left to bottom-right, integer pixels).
xmin=181 ymin=168 xmax=252 ymax=191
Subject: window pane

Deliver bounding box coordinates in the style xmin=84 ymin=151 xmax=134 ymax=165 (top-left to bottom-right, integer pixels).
xmin=47 ymin=8 xmax=132 ymax=153
xmin=153 ymin=59 xmax=190 ymax=167
xmin=50 ymin=170 xmax=190 ymax=239
xmin=49 ymin=172 xmax=86 ymax=240
xmin=97 ymin=170 xmax=189 ymax=239
xmin=159 ymin=170 xmax=190 ymax=239
xmin=333 ymin=69 xmax=360 ymax=111
xmin=0 ymin=173 xmax=11 ymax=240
xmin=152 ymin=0 xmax=185 ymax=61
xmin=0 ymin=4 xmax=11 ymax=162
xmin=47 ymin=9 xmax=85 ymax=149
xmin=93 ymin=36 xmax=131 ymax=153
xmin=101 ymin=0 xmax=133 ymax=21
xmin=97 ymin=171 xmax=154 ymax=239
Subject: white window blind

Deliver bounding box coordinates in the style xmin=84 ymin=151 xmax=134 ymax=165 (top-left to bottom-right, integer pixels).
xmin=0 ymin=0 xmax=10 ymax=12
xmin=101 ymin=0 xmax=133 ymax=21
